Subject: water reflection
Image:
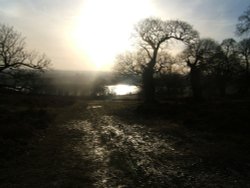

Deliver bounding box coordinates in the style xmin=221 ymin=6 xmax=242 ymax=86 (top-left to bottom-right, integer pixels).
xmin=106 ymin=84 xmax=140 ymax=96
xmin=87 ymin=105 xmax=102 ymax=109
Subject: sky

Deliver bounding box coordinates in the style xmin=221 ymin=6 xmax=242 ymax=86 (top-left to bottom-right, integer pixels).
xmin=0 ymin=0 xmax=249 ymax=71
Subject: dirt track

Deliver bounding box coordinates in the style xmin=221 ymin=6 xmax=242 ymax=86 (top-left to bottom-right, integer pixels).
xmin=1 ymin=101 xmax=249 ymax=187
xmin=71 ymin=105 xmax=181 ymax=187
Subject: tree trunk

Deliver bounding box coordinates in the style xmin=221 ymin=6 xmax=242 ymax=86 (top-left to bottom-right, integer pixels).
xmin=218 ymin=77 xmax=226 ymax=98
xmin=245 ymin=58 xmax=249 ymax=95
xmin=190 ymin=66 xmax=203 ymax=101
xmin=141 ymin=47 xmax=159 ymax=103
xmin=142 ymin=67 xmax=155 ymax=103
xmin=219 ymin=84 xmax=226 ymax=98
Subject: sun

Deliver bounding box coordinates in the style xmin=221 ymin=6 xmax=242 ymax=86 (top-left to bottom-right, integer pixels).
xmin=70 ymin=0 xmax=155 ymax=70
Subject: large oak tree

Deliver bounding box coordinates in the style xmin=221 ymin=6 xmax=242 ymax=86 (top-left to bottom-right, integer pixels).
xmin=132 ymin=18 xmax=198 ymax=102
xmin=180 ymin=38 xmax=220 ymax=100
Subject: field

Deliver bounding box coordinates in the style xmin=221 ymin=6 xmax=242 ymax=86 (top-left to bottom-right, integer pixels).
xmin=0 ymin=93 xmax=250 ymax=187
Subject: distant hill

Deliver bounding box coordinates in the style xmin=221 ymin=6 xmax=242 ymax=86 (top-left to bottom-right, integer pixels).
xmin=42 ymin=70 xmax=140 ymax=86
xmin=0 ymin=69 xmax=141 ymax=96
xmin=42 ymin=70 xmax=113 ymax=85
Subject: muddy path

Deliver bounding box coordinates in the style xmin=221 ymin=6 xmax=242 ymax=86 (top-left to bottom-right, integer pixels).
xmin=1 ymin=101 xmax=249 ymax=187
xmin=77 ymin=106 xmax=180 ymax=187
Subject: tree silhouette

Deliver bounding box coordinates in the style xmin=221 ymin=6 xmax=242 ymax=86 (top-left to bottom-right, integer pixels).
xmin=181 ymin=38 xmax=220 ymax=100
xmin=115 ymin=48 xmax=176 ymax=98
xmin=236 ymin=6 xmax=250 ymax=36
xmin=115 ymin=50 xmax=146 ymax=76
xmin=210 ymin=38 xmax=240 ymax=97
xmin=237 ymin=38 xmax=250 ymax=94
xmin=0 ymin=24 xmax=50 ymax=76
xmin=133 ymin=18 xmax=198 ymax=102
xmin=115 ymin=49 xmax=175 ymax=76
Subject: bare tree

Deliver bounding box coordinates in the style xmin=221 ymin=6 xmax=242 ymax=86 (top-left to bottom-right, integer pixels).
xmin=236 ymin=6 xmax=250 ymax=37
xmin=214 ymin=38 xmax=240 ymax=97
xmin=0 ymin=24 xmax=51 ymax=74
xmin=115 ymin=49 xmax=175 ymax=76
xmin=115 ymin=50 xmax=146 ymax=76
xmin=114 ymin=48 xmax=177 ymax=97
xmin=237 ymin=38 xmax=250 ymax=94
xmin=132 ymin=18 xmax=199 ymax=102
xmin=238 ymin=38 xmax=250 ymax=73
xmin=180 ymin=38 xmax=220 ymax=100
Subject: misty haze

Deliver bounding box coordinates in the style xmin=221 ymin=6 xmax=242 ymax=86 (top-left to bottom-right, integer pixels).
xmin=1 ymin=1 xmax=250 ymax=187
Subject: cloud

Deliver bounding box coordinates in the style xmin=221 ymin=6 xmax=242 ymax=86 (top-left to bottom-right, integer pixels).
xmin=0 ymin=0 xmax=249 ymax=70
xmin=152 ymin=0 xmax=249 ymax=41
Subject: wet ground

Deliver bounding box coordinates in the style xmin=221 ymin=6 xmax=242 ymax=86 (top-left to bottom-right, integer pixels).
xmin=1 ymin=101 xmax=250 ymax=187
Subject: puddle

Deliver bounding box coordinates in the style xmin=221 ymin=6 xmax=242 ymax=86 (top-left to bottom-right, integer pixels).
xmin=87 ymin=105 xmax=102 ymax=109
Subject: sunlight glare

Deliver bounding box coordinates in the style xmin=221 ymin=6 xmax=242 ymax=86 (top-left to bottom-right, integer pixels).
xmin=71 ymin=0 xmax=155 ymax=70
xmin=108 ymin=84 xmax=140 ymax=95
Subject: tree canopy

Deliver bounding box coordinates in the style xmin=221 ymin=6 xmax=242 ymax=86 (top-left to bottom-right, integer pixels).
xmin=120 ymin=18 xmax=199 ymax=102
xmin=236 ymin=6 xmax=250 ymax=36
xmin=0 ymin=24 xmax=51 ymax=74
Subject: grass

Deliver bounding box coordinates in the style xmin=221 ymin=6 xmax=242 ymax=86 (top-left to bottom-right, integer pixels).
xmin=0 ymin=93 xmax=87 ymax=160
xmin=1 ymin=94 xmax=250 ymax=186
xmin=97 ymin=98 xmax=250 ymax=179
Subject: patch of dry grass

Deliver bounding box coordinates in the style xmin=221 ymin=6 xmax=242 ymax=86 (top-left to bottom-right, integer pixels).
xmin=0 ymin=93 xmax=87 ymax=160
